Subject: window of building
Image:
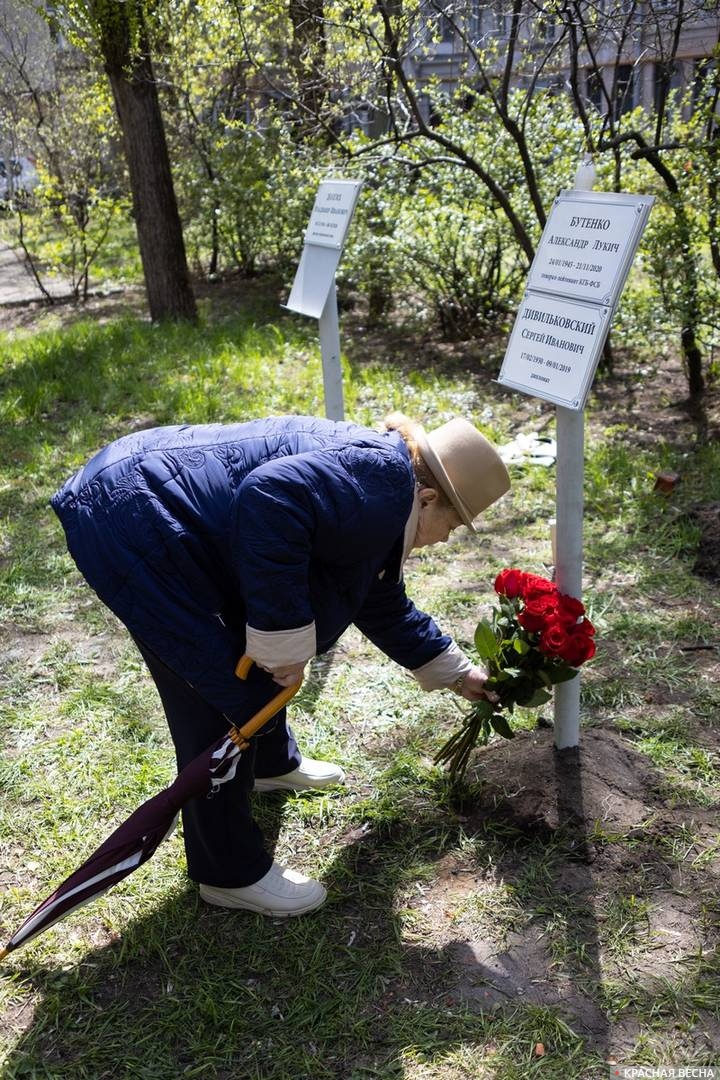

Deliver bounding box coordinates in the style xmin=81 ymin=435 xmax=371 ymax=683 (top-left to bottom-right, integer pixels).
xmin=477 ymin=1 xmax=512 ymax=39
xmin=354 ymin=102 xmax=375 ymax=136
xmin=585 ymin=64 xmax=637 ymax=118
xmin=438 ymin=4 xmax=456 ymax=42
xmin=586 ymin=69 xmax=606 ymax=113
xmin=654 ymin=60 xmax=684 ymax=111
xmin=614 ymin=64 xmax=637 ymax=115
xmin=535 ymin=14 xmax=558 ymax=44
xmin=596 ymin=0 xmax=639 ymax=14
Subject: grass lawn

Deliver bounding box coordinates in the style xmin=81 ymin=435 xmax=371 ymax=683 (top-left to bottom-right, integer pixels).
xmin=0 ymin=281 xmax=719 ymax=1078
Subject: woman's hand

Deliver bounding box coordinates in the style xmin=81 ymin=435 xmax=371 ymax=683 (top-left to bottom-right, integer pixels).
xmin=263 ymin=662 xmax=307 ymax=687
xmin=455 ymin=665 xmax=499 ymax=703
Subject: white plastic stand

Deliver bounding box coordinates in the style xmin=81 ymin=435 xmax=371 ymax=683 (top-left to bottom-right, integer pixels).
xmin=497 ymin=156 xmax=653 ymax=750
xmin=285 ymin=178 xmax=363 ymax=423
xmin=551 ymin=158 xmax=595 ymax=749
xmin=318 ymin=282 xmax=344 ymax=421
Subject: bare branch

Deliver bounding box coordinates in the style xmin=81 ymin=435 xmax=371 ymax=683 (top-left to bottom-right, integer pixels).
xmin=375 ymin=0 xmax=536 ymax=262
xmin=501 ymin=0 xmax=525 ymax=109
xmin=597 ymin=129 xmax=678 ymax=190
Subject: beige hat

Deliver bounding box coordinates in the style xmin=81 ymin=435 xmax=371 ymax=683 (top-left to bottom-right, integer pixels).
xmin=412 ymin=418 xmax=510 ymax=531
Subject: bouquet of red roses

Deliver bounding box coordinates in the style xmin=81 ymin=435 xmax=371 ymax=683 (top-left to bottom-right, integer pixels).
xmin=434 ymin=568 xmax=596 ymax=779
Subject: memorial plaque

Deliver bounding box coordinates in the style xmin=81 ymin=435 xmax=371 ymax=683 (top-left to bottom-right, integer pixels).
xmin=527 ymin=193 xmax=651 ymax=306
xmin=286 ymin=176 xmax=363 ymax=420
xmin=498 ymin=292 xmax=608 ymax=410
xmin=304 ymin=179 xmax=363 ymax=250
xmin=287 ymin=178 xmax=363 ymax=318
xmin=498 ymin=189 xmax=654 ymax=411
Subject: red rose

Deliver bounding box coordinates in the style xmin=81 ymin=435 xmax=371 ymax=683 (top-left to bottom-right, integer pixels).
xmin=521 ymin=573 xmax=557 ymax=601
xmin=540 ymin=619 xmax=596 ymax=665
xmin=518 ymin=594 xmax=560 ymax=633
xmin=565 ymin=635 xmax=595 ymax=660
xmin=562 ymin=629 xmax=596 ymax=666
xmin=559 ymin=593 xmax=585 ymax=614
xmin=494 ymin=568 xmax=525 ymax=598
xmin=556 ymin=593 xmax=585 ymax=626
xmin=539 ymin=619 xmax=570 ymax=656
xmin=518 ymin=609 xmax=542 ymax=633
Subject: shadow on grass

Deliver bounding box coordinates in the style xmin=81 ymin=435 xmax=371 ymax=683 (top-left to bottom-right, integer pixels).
xmin=0 ymin=753 xmax=619 ymax=1080
xmin=553 ymin=747 xmax=607 ymax=1047
xmin=6 ymin=736 xmax=719 ymax=1077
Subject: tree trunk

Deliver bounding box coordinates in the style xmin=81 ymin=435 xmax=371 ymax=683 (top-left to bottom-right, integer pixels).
xmin=672 ymin=198 xmax=705 ymax=401
xmin=288 ymin=0 xmax=327 ymax=135
xmin=598 ymin=333 xmax=614 ymax=376
xmin=98 ymin=8 xmax=196 ymax=322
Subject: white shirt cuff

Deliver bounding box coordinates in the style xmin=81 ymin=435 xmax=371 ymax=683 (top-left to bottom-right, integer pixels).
xmin=245 ymin=622 xmax=317 ymax=670
xmin=409 ymin=641 xmax=473 ymax=691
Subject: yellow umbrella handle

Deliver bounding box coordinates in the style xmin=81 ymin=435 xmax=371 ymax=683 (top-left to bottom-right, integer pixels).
xmin=235 ymin=654 xmax=254 ymax=679
xmin=230 ymin=654 xmax=302 ymax=746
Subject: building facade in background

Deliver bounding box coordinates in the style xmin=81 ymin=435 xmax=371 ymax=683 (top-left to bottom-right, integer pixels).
xmin=405 ymin=2 xmax=719 ymax=122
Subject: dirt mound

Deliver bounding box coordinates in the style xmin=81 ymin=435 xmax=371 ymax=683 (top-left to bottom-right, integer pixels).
xmin=462 ymin=727 xmax=669 ymax=840
xmin=689 ymin=502 xmax=720 ymax=581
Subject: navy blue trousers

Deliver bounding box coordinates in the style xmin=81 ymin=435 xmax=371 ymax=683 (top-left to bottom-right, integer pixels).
xmin=134 ymin=639 xmax=301 ymax=887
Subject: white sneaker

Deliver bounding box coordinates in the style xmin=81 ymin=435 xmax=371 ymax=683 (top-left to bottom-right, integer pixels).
xmin=254 ymin=756 xmax=346 ymax=793
xmin=199 ymin=861 xmax=327 ymax=917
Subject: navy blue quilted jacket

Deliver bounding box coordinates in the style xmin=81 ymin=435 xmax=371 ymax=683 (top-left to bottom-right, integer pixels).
xmin=51 ymin=416 xmax=451 ymax=723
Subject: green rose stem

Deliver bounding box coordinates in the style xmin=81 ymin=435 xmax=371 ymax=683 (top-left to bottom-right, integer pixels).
xmin=434 ymin=681 xmax=520 ymax=780
xmin=434 ymin=698 xmax=501 ymax=780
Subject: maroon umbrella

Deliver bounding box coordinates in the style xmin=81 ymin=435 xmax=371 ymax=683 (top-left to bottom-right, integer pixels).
xmin=0 ymin=656 xmax=300 ymax=960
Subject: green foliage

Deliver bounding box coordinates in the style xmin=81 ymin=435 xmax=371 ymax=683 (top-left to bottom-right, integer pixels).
xmin=339 ymin=163 xmax=403 ymax=322
xmin=338 ymin=86 xmax=581 ymax=338
xmin=474 ymin=618 xmax=498 ymax=662
xmin=613 ymin=136 xmax=718 ymax=383
xmin=3 ymin=0 xmax=720 ymax=389
xmin=178 ymin=114 xmax=322 ymax=279
xmin=152 ymin=0 xmax=324 ymax=280
xmin=0 ymin=58 xmax=135 ymax=295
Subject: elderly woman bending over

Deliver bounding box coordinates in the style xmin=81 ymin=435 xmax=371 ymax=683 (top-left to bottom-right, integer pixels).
xmin=51 ymin=411 xmax=510 ymax=917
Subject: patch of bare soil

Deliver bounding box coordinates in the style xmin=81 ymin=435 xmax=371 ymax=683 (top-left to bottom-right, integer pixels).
xmin=0 ymin=284 xmax=147 ymax=333
xmin=393 ymin=728 xmax=720 ymax=1061
xmin=0 ymin=274 xmax=289 ymax=334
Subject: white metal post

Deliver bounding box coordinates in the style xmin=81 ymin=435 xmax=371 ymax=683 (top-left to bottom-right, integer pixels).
xmin=553 ymin=405 xmax=584 ymax=748
xmin=318 ymin=281 xmax=344 ymax=421
xmin=551 ymin=154 xmax=596 ymax=750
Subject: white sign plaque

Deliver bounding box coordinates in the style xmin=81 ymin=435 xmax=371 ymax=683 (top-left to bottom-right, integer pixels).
xmin=304 ymin=179 xmax=362 ymax=250
xmin=287 ymin=177 xmax=363 ymax=318
xmin=527 ymin=192 xmax=651 ymax=306
xmin=285 ymin=177 xmax=363 ymax=420
xmin=498 ymin=188 xmax=653 ymax=411
xmin=498 ymin=292 xmax=608 ymax=410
